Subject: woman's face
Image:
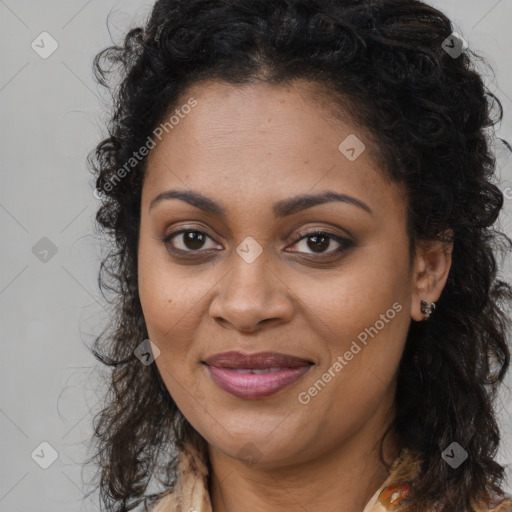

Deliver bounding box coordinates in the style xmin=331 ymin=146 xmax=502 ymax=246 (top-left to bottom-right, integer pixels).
xmin=138 ymin=79 xmax=447 ymax=468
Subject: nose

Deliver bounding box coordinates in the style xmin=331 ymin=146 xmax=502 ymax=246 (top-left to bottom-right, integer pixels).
xmin=208 ymin=251 xmax=294 ymax=333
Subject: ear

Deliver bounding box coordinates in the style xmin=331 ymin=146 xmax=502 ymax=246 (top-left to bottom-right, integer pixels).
xmin=410 ymin=230 xmax=454 ymax=322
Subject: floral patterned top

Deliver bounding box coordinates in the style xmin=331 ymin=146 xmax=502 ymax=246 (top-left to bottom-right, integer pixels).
xmin=148 ymin=438 xmax=512 ymax=512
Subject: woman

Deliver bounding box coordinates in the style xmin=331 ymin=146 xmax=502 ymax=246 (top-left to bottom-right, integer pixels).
xmin=86 ymin=0 xmax=512 ymax=511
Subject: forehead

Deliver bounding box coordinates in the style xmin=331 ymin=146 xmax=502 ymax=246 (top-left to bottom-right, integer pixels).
xmin=142 ymin=79 xmax=407 ymax=220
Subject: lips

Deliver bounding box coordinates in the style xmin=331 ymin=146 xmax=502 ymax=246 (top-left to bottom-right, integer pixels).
xmin=203 ymin=351 xmax=313 ymax=369
xmin=202 ymin=351 xmax=313 ymax=399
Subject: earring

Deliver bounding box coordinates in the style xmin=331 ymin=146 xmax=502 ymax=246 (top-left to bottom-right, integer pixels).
xmin=420 ymin=300 xmax=436 ymax=320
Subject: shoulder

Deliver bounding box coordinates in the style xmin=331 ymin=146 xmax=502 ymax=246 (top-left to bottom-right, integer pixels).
xmin=484 ymin=495 xmax=512 ymax=512
xmin=371 ymin=487 xmax=512 ymax=512
xmin=145 ymin=490 xmax=179 ymax=512
xmin=367 ymin=447 xmax=512 ymax=512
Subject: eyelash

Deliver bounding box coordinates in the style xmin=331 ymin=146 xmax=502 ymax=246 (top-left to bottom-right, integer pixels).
xmin=160 ymin=227 xmax=353 ymax=259
xmin=289 ymin=228 xmax=353 ymax=257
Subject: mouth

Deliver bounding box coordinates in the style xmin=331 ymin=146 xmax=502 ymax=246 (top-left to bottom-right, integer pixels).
xmin=202 ymin=351 xmax=313 ymax=399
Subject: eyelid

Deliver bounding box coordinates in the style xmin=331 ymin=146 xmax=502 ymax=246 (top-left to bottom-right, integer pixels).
xmin=160 ymin=225 xmax=353 ymax=259
xmin=285 ymin=228 xmax=352 ymax=254
xmin=290 ymin=227 xmax=352 ymax=243
xmin=162 ymin=227 xmax=222 ymax=251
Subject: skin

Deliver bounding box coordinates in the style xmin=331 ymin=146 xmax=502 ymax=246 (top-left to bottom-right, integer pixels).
xmin=137 ymin=79 xmax=453 ymax=512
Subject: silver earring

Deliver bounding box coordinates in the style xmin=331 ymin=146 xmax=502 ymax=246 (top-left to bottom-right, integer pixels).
xmin=420 ymin=300 xmax=436 ymax=320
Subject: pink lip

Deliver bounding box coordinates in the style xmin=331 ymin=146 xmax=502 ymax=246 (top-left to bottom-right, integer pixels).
xmin=202 ymin=351 xmax=313 ymax=399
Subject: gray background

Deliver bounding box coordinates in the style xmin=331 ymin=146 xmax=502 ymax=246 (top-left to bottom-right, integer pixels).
xmin=1 ymin=1 xmax=512 ymax=510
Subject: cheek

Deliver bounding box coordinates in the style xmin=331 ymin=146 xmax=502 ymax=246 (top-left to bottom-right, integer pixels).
xmin=292 ymin=251 xmax=411 ymax=404
xmin=137 ymin=233 xmax=220 ymax=397
xmin=296 ymin=255 xmax=409 ymax=351
xmin=138 ymin=232 xmax=200 ymax=339
xmin=137 ymin=239 xmax=191 ymax=373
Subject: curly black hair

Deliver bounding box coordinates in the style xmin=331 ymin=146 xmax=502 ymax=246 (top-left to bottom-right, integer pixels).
xmin=85 ymin=1 xmax=512 ymax=511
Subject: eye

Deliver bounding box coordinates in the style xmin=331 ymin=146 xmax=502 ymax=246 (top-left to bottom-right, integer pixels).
xmin=160 ymin=227 xmax=353 ymax=259
xmin=286 ymin=229 xmax=353 ymax=256
xmin=161 ymin=229 xmax=222 ymax=254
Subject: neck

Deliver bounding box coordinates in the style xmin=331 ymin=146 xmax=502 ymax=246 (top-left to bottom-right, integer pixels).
xmin=207 ymin=401 xmax=401 ymax=512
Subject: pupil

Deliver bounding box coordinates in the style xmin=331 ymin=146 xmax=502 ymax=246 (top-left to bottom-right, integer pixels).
xmin=308 ymin=235 xmax=329 ymax=252
xmin=185 ymin=231 xmax=205 ymax=250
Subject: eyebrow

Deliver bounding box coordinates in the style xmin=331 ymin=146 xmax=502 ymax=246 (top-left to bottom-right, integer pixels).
xmin=148 ymin=189 xmax=373 ymax=217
